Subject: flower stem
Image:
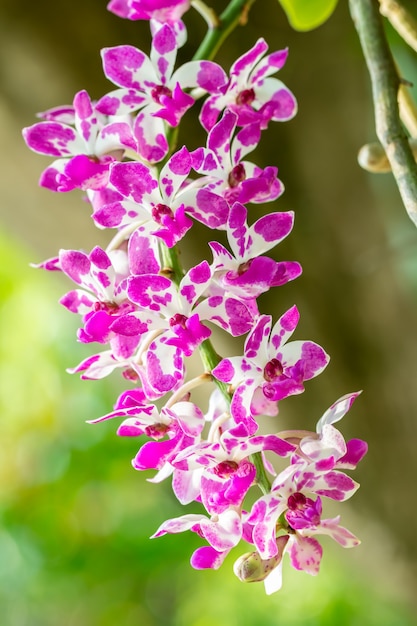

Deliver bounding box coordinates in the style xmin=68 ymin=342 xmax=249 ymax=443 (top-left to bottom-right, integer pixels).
xmin=252 ymin=451 xmax=271 ymax=495
xmin=193 ymin=0 xmax=257 ymax=62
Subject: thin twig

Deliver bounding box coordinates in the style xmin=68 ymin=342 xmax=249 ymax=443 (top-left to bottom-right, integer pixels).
xmin=350 ymin=0 xmax=417 ymax=226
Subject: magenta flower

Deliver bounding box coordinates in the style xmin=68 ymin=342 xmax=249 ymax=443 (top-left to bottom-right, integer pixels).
xmin=173 ymin=422 xmax=295 ymax=514
xmin=212 ymin=308 xmax=329 ymax=432
xmin=94 ymin=145 xmax=229 ymax=243
xmin=191 ymin=110 xmax=284 ymax=206
xmin=96 ymin=26 xmax=227 ymax=162
xmin=299 ymin=392 xmax=368 ymax=467
xmin=22 ymin=90 xmax=136 ymax=192
xmin=107 ymin=0 xmax=190 ymax=24
xmin=110 ymin=260 xmax=254 ymax=396
xmin=209 ymin=202 xmax=302 ymax=299
xmin=94 ymin=147 xmax=194 ymax=247
xmin=244 ymin=443 xmax=364 ymax=594
xmin=152 ymin=508 xmax=243 ymax=570
xmin=200 ymin=39 xmax=297 ymax=131
xmin=57 ymin=245 xmax=143 ymax=358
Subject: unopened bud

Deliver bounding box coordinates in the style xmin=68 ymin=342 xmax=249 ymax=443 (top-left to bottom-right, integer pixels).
xmin=233 ymin=551 xmax=281 ymax=583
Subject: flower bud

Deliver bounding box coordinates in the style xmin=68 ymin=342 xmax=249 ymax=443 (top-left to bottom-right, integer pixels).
xmin=233 ymin=550 xmax=282 ymax=583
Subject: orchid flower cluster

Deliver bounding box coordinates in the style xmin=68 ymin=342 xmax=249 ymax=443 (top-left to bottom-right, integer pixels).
xmin=23 ymin=0 xmax=367 ymax=594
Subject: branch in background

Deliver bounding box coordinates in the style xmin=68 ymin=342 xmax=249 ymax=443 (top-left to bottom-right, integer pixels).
xmin=379 ymin=0 xmax=417 ymax=53
xmin=349 ymin=0 xmax=417 ymax=227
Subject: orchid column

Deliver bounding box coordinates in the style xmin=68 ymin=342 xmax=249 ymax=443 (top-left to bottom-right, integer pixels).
xmin=22 ymin=0 xmax=367 ymax=594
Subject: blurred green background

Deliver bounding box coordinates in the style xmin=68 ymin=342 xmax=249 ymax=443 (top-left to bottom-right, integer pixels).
xmin=1 ymin=0 xmax=417 ymax=624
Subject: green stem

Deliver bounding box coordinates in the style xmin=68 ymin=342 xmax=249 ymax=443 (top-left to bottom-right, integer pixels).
xmin=252 ymin=450 xmax=272 ymax=495
xmin=159 ymin=241 xmax=185 ymax=286
xmin=349 ymin=0 xmax=417 ymax=226
xmin=193 ymin=0 xmax=257 ymax=62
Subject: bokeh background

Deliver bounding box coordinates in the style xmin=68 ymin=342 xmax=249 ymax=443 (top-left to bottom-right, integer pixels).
xmin=1 ymin=0 xmax=417 ymax=624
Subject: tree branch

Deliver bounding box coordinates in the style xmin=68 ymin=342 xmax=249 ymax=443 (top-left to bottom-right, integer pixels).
xmin=349 ymin=0 xmax=417 ymax=226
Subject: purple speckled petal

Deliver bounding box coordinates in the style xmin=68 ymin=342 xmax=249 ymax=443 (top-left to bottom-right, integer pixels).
xmin=221 ymin=256 xmax=282 ymax=299
xmin=288 ymin=535 xmax=322 ymax=575
xmin=150 ymin=23 xmax=177 ymax=83
xmin=188 ymin=188 xmax=230 ymax=229
xmin=300 ymin=424 xmax=346 ymax=462
xmin=190 ymin=146 xmax=222 ymax=177
xmin=301 ymin=469 xmax=359 ymax=502
xmin=172 ymin=467 xmax=202 ymax=505
xmin=68 ymin=350 xmax=128 ymax=380
xmin=250 ymin=211 xmax=294 ymax=254
xmin=101 ymin=45 xmax=156 ymax=89
xmin=191 ymin=546 xmax=229 ymax=570
xmin=337 ymin=438 xmax=368 ymax=469
xmin=96 ymin=121 xmax=137 ymax=154
xmin=269 ymin=305 xmax=300 ymax=353
xmin=23 ymin=122 xmax=84 ymax=157
xmin=159 ymin=145 xmax=192 ymax=201
xmin=316 ymin=518 xmax=360 ymax=547
xmin=152 ymin=513 xmax=205 ymax=538
xmin=226 ymin=202 xmax=250 ymax=260
xmin=173 ymin=441 xmax=223 ymax=471
xmin=133 ymin=434 xmax=179 ymax=470
xmin=128 ymin=228 xmax=161 ymax=275
xmin=93 ymin=199 xmax=148 ymax=229
xmin=59 ymin=249 xmax=91 ymax=285
xmin=257 ymin=78 xmax=298 ymax=121
xmin=200 ymin=509 xmax=242 ymax=550
xmin=179 ymin=260 xmax=211 ymax=308
xmin=164 ymin=402 xmax=205 ymax=437
xmin=63 ymin=155 xmax=110 ymax=191
xmin=316 ymin=392 xmax=362 ymax=433
xmin=60 ymin=289 xmax=95 ymax=315
xmin=250 ymin=48 xmax=289 ymax=84
xmin=96 ymin=88 xmax=148 ymax=116
xmin=134 ymin=110 xmax=169 ymax=163
xmin=231 ymin=122 xmax=261 ymax=164
xmin=229 ymin=381 xmax=261 ymax=435
xmin=109 ymin=161 xmax=158 ymax=203
xmin=108 ymin=0 xmax=191 ymax=23
xmin=195 ymin=295 xmax=254 ymax=337
xmin=173 ymin=60 xmax=227 ymax=91
xmin=271 ymin=261 xmax=302 ymax=287
xmin=73 ymin=90 xmax=97 ymax=152
xmin=127 ymin=273 xmax=172 ymax=309
xmin=245 ymin=315 xmax=272 ymax=365
xmin=209 ymin=241 xmax=234 ymax=269
xmin=38 ymin=160 xmax=68 ymax=191
xmin=37 ymin=103 xmax=75 ymax=124
xmin=146 ymin=338 xmax=185 ymax=394
xmin=230 ymin=38 xmax=269 ymax=83
xmin=207 ymin=109 xmax=236 ymax=163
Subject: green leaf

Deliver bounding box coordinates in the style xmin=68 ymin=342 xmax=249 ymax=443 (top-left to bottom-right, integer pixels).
xmin=278 ymin=0 xmax=339 ymax=31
